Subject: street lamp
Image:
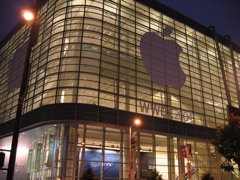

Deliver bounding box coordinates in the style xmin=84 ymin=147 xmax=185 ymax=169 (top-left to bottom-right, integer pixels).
xmin=7 ymin=7 xmax=38 ymax=180
xmin=129 ymin=117 xmax=142 ymax=180
xmin=22 ymin=8 xmax=35 ymax=22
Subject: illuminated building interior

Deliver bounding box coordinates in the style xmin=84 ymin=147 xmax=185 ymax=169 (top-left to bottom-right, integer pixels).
xmin=0 ymin=0 xmax=240 ymax=179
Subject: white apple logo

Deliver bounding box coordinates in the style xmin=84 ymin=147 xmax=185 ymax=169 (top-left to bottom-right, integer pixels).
xmin=140 ymin=26 xmax=186 ymax=89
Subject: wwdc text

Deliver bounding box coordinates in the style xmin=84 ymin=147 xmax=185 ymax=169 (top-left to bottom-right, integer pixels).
xmin=139 ymin=101 xmax=194 ymax=123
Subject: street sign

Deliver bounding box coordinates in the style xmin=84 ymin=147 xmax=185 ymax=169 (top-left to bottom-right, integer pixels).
xmin=182 ymin=144 xmax=192 ymax=158
xmin=129 ymin=129 xmax=136 ymax=180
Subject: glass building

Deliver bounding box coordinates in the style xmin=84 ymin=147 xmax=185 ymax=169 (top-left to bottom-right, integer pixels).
xmin=0 ymin=0 xmax=240 ymax=179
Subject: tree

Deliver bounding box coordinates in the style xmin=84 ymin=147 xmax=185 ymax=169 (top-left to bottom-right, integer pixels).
xmin=212 ymin=118 xmax=240 ymax=172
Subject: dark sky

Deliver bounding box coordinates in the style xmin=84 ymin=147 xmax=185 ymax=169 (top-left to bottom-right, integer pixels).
xmin=0 ymin=0 xmax=239 ymax=45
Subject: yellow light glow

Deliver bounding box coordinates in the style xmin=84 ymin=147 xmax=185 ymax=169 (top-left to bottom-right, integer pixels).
xmin=23 ymin=10 xmax=34 ymax=21
xmin=133 ymin=118 xmax=142 ymax=126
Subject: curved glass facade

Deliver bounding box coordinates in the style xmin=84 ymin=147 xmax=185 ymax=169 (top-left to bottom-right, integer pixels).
xmin=1 ymin=0 xmax=240 ymax=128
xmin=0 ymin=0 xmax=240 ymax=179
xmin=0 ymin=123 xmax=233 ymax=179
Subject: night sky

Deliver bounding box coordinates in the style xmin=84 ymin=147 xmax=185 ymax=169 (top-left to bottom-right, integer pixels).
xmin=0 ymin=0 xmax=239 ymax=45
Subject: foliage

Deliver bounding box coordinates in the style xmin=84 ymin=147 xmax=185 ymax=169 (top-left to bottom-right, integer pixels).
xmin=201 ymin=172 xmax=214 ymax=180
xmin=147 ymin=170 xmax=163 ymax=180
xmin=220 ymin=161 xmax=234 ymax=172
xmin=212 ymin=119 xmax=240 ymax=172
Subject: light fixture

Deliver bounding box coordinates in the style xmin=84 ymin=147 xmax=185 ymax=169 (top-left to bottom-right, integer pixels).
xmin=22 ymin=9 xmax=35 ymax=21
xmin=133 ymin=118 xmax=142 ymax=127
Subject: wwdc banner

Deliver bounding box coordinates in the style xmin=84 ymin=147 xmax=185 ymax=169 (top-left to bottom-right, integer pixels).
xmin=139 ymin=101 xmax=194 ymax=123
xmin=84 ymin=148 xmax=120 ymax=178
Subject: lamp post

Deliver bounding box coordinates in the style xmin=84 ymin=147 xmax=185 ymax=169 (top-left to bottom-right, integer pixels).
xmin=7 ymin=7 xmax=38 ymax=180
xmin=129 ymin=118 xmax=142 ymax=180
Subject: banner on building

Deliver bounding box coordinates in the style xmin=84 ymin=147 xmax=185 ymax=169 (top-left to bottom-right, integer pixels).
xmin=35 ymin=143 xmax=42 ymax=171
xmin=182 ymin=144 xmax=192 ymax=158
xmin=47 ymin=135 xmax=55 ymax=167
xmin=26 ymin=149 xmax=33 ymax=173
xmin=84 ymin=148 xmax=120 ymax=177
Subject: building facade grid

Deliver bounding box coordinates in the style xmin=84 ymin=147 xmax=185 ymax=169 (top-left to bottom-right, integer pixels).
xmin=0 ymin=0 xmax=240 ymax=179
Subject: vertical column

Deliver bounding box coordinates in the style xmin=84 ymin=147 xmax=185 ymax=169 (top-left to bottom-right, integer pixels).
xmin=177 ymin=138 xmax=184 ymax=180
xmin=7 ymin=2 xmax=40 ymax=179
xmin=75 ymin=127 xmax=82 ymax=179
xmin=129 ymin=127 xmax=137 ymax=180
xmin=40 ymin=132 xmax=48 ymax=179
xmin=120 ymin=130 xmax=124 ymax=179
xmin=80 ymin=125 xmax=87 ymax=177
xmin=101 ymin=128 xmax=106 ymax=179
xmin=125 ymin=80 xmax=130 ymax=111
xmin=136 ymin=132 xmax=141 ymax=179
xmin=67 ymin=125 xmax=78 ymax=179
xmin=194 ymin=141 xmax=199 ymax=179
xmin=166 ymin=88 xmax=172 ymax=119
xmin=123 ymin=132 xmax=130 ymax=179
xmin=53 ymin=125 xmax=62 ymax=179
xmin=60 ymin=125 xmax=69 ymax=179
xmin=72 ymin=126 xmax=79 ymax=179
xmin=168 ymin=137 xmax=175 ymax=179
xmin=209 ymin=26 xmax=232 ymax=106
xmin=115 ymin=0 xmax=121 ymax=111
xmin=152 ymin=134 xmax=156 ymax=171
xmin=60 ymin=124 xmax=79 ymax=180
xmin=225 ymin=35 xmax=240 ymax=107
